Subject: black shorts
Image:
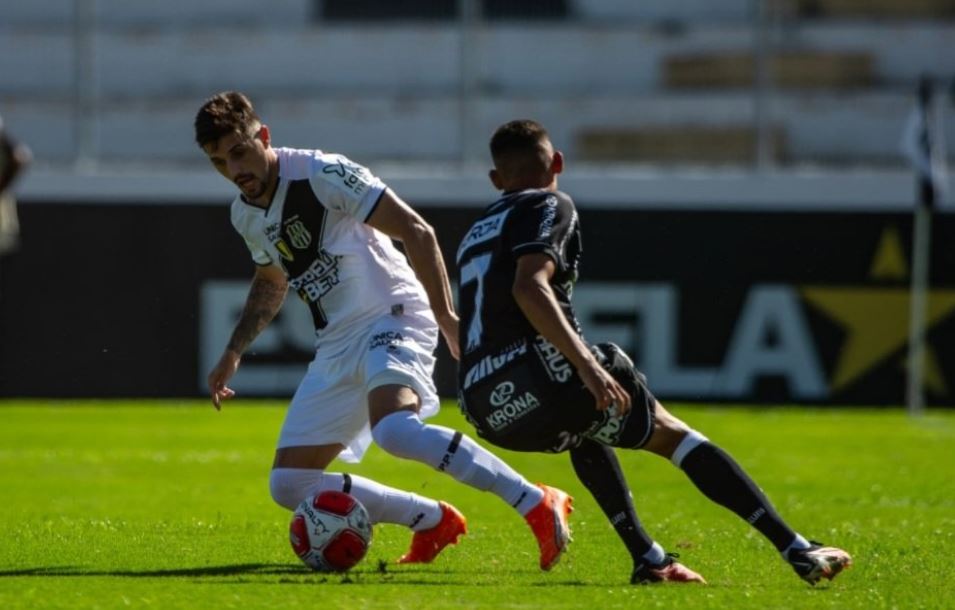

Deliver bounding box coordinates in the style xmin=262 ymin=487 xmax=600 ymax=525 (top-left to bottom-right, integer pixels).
xmin=459 ymin=337 xmax=656 ymax=453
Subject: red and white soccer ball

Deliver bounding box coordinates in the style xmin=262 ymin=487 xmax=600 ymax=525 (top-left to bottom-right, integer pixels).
xmin=289 ymin=490 xmax=373 ymax=572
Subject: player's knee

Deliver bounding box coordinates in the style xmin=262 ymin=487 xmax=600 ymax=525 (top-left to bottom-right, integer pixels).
xmin=269 ymin=467 xmax=323 ymax=511
xmin=669 ymin=429 xmax=709 ymax=467
xmin=371 ymin=410 xmax=422 ymax=458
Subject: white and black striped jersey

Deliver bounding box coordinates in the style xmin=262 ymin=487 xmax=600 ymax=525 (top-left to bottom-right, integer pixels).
xmin=230 ymin=147 xmax=430 ymax=351
xmin=455 ymin=188 xmax=583 ymax=366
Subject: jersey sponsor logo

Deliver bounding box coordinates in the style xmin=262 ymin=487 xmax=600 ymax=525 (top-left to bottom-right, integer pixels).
xmin=456 ymin=208 xmax=511 ymax=263
xmin=537 ymin=195 xmax=558 ymax=239
xmin=462 ymin=340 xmax=527 ymax=390
xmin=485 ymin=389 xmax=540 ymax=432
xmin=288 ymin=249 xmax=341 ymax=303
xmin=322 ymin=158 xmax=373 ymax=197
xmin=285 ymin=218 xmax=313 ymax=250
xmin=370 ymin=330 xmax=404 ymax=350
xmin=533 ymin=335 xmax=573 ymax=383
xmin=489 ymin=381 xmax=515 ymax=406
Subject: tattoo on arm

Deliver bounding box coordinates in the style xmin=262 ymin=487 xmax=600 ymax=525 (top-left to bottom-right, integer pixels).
xmin=226 ymin=275 xmax=287 ymax=354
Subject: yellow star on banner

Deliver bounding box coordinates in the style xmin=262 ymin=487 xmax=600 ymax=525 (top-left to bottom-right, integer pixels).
xmin=898 ymin=348 xmax=949 ymax=396
xmin=801 ymin=288 xmax=955 ymax=392
xmin=869 ymin=226 xmax=908 ymax=280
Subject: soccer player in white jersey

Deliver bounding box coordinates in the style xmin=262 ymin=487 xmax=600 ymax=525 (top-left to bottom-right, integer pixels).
xmin=194 ymin=91 xmax=572 ymax=569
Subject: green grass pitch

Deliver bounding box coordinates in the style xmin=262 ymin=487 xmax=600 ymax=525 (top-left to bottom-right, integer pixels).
xmin=1 ymin=400 xmax=953 ymax=609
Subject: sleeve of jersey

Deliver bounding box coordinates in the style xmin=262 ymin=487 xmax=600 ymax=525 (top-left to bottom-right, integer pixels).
xmin=307 ymin=153 xmax=387 ymax=221
xmin=510 ymin=195 xmax=574 ymax=267
xmin=230 ymin=205 xmax=273 ymax=266
xmin=244 ymin=238 xmax=272 ymax=266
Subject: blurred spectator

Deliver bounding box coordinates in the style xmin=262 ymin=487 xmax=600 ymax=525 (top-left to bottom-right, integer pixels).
xmin=0 ymin=114 xmax=31 ymax=256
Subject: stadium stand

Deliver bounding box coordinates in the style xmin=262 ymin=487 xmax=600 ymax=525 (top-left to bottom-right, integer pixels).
xmin=0 ymin=0 xmax=952 ymax=167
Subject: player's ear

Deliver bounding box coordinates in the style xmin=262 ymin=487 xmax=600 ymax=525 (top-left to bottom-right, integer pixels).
xmin=489 ymin=168 xmax=504 ymax=190
xmin=257 ymin=124 xmax=271 ymax=148
xmin=550 ymin=151 xmax=564 ymax=175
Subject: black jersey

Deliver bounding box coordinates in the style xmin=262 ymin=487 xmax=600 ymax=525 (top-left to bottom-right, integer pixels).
xmin=456 ymin=188 xmax=583 ymax=369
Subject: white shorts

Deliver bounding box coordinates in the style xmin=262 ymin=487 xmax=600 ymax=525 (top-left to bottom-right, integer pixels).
xmin=276 ymin=310 xmax=440 ymax=463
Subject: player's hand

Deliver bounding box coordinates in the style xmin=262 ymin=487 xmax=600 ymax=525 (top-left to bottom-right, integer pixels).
xmin=437 ymin=313 xmax=461 ymax=361
xmin=207 ymin=350 xmax=241 ymax=410
xmin=578 ymin=360 xmax=631 ymax=415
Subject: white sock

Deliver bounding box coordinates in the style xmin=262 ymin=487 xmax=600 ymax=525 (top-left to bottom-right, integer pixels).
xmin=269 ymin=467 xmax=442 ymax=531
xmin=642 ymin=541 xmax=666 ymax=566
xmin=670 ymin=429 xmax=709 ymax=467
xmin=372 ymin=411 xmax=544 ymax=515
xmin=782 ymin=533 xmax=812 ymax=558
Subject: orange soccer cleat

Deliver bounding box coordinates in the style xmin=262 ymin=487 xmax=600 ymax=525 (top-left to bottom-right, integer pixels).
xmin=397 ymin=501 xmax=467 ymax=564
xmin=524 ymin=484 xmax=574 ymax=571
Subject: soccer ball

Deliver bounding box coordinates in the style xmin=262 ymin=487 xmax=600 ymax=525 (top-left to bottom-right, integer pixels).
xmin=289 ymin=490 xmax=373 ymax=572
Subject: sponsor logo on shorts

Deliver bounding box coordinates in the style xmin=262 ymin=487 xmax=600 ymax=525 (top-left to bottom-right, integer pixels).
xmin=489 ymin=381 xmax=515 ymax=406
xmin=533 ymin=336 xmax=573 ymax=383
xmin=485 ymin=389 xmax=540 ymax=432
xmin=549 ymin=431 xmax=582 ymax=453
xmin=462 ymin=340 xmax=527 ymax=390
xmin=585 ymin=409 xmax=629 ymax=445
xmin=370 ymin=331 xmax=404 ymax=350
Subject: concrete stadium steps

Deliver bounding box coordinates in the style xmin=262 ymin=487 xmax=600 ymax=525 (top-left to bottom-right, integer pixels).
xmin=577 ymin=126 xmax=787 ymax=164
xmin=0 ymin=23 xmax=951 ymax=99
xmin=0 ymin=0 xmax=754 ymax=27
xmin=9 ymin=0 xmax=951 ymax=28
xmin=0 ymin=0 xmax=314 ymax=28
xmin=664 ymin=52 xmax=874 ymax=89
xmin=794 ymin=0 xmax=955 ymax=19
xmin=3 ymin=92 xmax=946 ymax=166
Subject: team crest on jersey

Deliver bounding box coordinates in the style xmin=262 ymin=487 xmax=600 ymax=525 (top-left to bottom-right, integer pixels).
xmin=284 ymin=218 xmax=313 ymax=250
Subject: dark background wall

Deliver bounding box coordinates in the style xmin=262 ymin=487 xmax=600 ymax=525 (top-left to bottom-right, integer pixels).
xmin=2 ymin=202 xmax=953 ymax=405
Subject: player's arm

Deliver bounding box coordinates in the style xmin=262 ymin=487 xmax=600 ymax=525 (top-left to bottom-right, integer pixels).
xmin=512 ymin=253 xmax=630 ymax=413
xmin=207 ymin=263 xmax=288 ymax=410
xmin=366 ymin=188 xmax=460 ymax=360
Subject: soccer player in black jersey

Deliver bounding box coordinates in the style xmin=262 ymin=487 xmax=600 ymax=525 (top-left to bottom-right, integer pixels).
xmin=456 ymin=119 xmax=852 ymax=585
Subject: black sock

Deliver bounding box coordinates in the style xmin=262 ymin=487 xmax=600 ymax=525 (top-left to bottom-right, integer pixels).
xmin=680 ymin=441 xmax=796 ymax=552
xmin=570 ymin=439 xmax=656 ymax=562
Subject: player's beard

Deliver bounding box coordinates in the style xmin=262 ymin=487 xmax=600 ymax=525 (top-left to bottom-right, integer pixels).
xmin=236 ymin=174 xmax=267 ymax=200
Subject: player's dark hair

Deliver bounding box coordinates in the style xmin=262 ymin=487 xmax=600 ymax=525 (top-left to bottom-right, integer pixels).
xmin=491 ymin=119 xmax=549 ymax=167
xmin=194 ymin=91 xmax=261 ymax=149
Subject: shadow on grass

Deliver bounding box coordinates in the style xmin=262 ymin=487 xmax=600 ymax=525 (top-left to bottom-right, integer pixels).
xmin=0 ymin=564 xmax=590 ymax=587
xmin=0 ymin=564 xmax=300 ymax=578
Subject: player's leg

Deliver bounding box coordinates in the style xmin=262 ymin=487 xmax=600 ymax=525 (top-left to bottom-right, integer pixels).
xmin=369 ymin=384 xmax=573 ymax=569
xmin=366 ymin=317 xmax=569 ymax=569
xmin=271 ymin=354 xmax=452 ymax=562
xmin=569 ymin=440 xmax=681 ymax=578
xmin=270 ymin=444 xmax=445 ymax=532
xmin=567 ymin=344 xmax=705 ymax=583
xmin=643 ymin=400 xmax=851 ymax=584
